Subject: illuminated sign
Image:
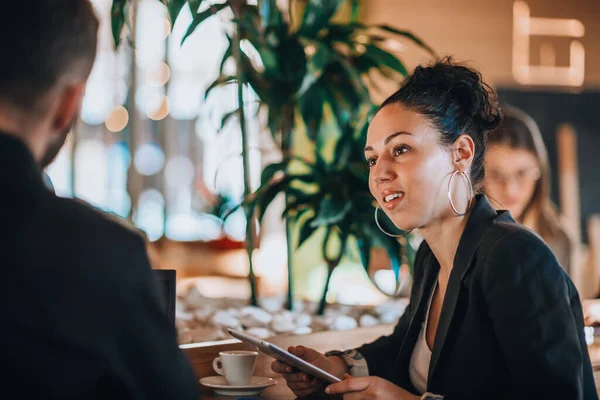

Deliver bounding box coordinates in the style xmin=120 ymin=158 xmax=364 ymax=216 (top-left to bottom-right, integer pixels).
xmin=513 ymin=1 xmax=585 ymax=87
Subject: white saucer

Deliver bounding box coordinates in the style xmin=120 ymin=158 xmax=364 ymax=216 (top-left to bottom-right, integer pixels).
xmin=199 ymin=376 xmax=277 ymax=396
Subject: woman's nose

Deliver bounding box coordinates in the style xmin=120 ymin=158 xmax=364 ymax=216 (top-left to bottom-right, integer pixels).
xmin=371 ymin=158 xmax=396 ymax=183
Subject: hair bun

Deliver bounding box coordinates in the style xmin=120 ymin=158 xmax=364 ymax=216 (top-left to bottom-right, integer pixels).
xmin=380 ymin=56 xmax=503 ymax=193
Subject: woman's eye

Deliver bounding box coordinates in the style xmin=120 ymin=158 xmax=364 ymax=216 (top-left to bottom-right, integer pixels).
xmin=366 ymin=158 xmax=376 ymax=168
xmin=394 ymin=145 xmax=409 ymax=156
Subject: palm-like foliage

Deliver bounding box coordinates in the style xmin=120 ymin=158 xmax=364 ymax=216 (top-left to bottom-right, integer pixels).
xmin=207 ymin=1 xmax=434 ymax=143
xmin=111 ymin=0 xmax=433 ymax=313
xmin=245 ymin=106 xmax=417 ymax=314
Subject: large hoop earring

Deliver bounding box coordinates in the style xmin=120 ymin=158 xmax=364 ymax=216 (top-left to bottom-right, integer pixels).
xmin=448 ymin=170 xmax=474 ymax=216
xmin=374 ymin=205 xmax=412 ymax=238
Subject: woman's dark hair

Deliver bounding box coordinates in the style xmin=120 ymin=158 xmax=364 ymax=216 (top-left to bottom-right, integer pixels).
xmin=379 ymin=57 xmax=502 ymax=192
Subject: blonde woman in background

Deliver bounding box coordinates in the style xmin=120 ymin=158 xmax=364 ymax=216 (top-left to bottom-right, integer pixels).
xmin=484 ymin=106 xmax=572 ymax=273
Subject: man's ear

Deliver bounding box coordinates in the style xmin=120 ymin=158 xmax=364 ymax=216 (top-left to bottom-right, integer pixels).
xmin=453 ymin=134 xmax=475 ymax=172
xmin=52 ymin=83 xmax=85 ymax=132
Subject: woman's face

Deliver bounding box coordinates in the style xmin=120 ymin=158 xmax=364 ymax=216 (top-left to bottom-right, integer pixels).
xmin=366 ymin=103 xmax=469 ymax=231
xmin=484 ymin=144 xmax=540 ymax=220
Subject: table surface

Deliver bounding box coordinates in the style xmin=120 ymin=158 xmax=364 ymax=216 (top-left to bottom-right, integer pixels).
xmin=199 ymin=341 xmax=600 ymax=399
xmin=200 ymin=381 xmax=297 ymax=400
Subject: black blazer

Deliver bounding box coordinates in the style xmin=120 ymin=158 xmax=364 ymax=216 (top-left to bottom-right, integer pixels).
xmin=0 ymin=134 xmax=199 ymax=399
xmin=357 ymin=195 xmax=597 ymax=400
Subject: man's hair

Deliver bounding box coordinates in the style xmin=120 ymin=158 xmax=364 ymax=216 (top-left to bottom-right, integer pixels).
xmin=0 ymin=0 xmax=99 ymax=111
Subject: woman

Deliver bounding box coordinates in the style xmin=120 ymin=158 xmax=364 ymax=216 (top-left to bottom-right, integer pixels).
xmin=484 ymin=106 xmax=572 ymax=272
xmin=271 ymin=58 xmax=596 ymax=399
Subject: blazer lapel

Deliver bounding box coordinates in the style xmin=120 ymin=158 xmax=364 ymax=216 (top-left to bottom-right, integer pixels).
xmin=427 ymin=195 xmax=498 ymax=381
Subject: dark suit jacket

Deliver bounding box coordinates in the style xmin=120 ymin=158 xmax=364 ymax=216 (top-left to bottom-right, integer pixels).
xmin=0 ymin=134 xmax=199 ymax=399
xmin=357 ymin=195 xmax=597 ymax=399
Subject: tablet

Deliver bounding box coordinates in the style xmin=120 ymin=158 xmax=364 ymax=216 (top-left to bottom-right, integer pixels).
xmin=227 ymin=328 xmax=342 ymax=383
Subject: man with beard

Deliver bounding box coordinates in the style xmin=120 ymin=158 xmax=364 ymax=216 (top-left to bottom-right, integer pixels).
xmin=0 ymin=1 xmax=199 ymax=399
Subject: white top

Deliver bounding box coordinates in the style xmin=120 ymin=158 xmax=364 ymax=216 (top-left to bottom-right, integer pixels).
xmin=408 ymin=281 xmax=437 ymax=395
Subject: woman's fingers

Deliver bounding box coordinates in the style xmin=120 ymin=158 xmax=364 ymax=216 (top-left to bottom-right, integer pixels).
xmin=271 ymin=360 xmax=294 ymax=374
xmin=326 ymin=375 xmax=370 ymax=394
xmin=283 ymin=371 xmax=311 ymax=383
xmin=288 ymin=377 xmax=323 ymax=398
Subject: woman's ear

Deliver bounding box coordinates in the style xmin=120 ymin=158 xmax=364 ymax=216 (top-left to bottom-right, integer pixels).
xmin=453 ymin=134 xmax=475 ymax=171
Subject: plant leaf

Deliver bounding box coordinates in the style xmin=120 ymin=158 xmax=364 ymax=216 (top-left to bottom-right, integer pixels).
xmin=298 ymin=0 xmax=344 ymax=38
xmin=348 ymin=162 xmax=369 ymax=182
xmin=337 ymin=57 xmax=369 ymax=100
xmin=260 ymin=160 xmax=288 ymax=185
xmin=294 ymin=206 xmax=313 ymax=221
xmin=234 ymin=16 xmax=263 ymax=45
xmin=299 ymin=83 xmax=324 ymax=141
xmin=322 ymin=23 xmax=357 ymax=43
xmin=259 ymin=0 xmax=280 ymax=29
xmin=182 ymin=1 xmax=230 ymax=45
xmin=218 ymin=35 xmax=233 ymax=74
xmin=219 ymin=108 xmax=239 ymax=131
xmin=297 ymin=40 xmax=332 ymax=97
xmin=253 ymin=174 xmax=315 ymax=223
xmin=363 ymin=44 xmax=407 ymax=77
xmin=188 ymin=0 xmax=203 ymax=14
xmin=323 ymin=71 xmax=361 ymax=131
xmin=205 ymin=75 xmax=237 ymax=99
xmin=281 ymin=193 xmax=313 ymax=219
xmin=283 ymin=187 xmax=315 ymax=217
xmin=168 ymin=0 xmax=187 ymax=25
xmin=322 ymin=222 xmax=350 ymax=267
xmin=332 ymin=133 xmax=353 ymax=170
xmin=377 ymin=25 xmax=436 ymax=56
xmin=297 ymin=216 xmax=317 ymax=249
xmin=111 ymin=0 xmax=128 ymax=49
xmin=364 ymin=222 xmax=402 ymax=280
xmin=310 ymin=196 xmax=352 ymax=227
xmin=357 ymin=236 xmax=372 ymax=272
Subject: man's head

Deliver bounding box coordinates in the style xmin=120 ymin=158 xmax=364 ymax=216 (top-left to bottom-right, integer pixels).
xmin=0 ymin=0 xmax=99 ymax=167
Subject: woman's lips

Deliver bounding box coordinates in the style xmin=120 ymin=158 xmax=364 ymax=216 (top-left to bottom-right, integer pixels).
xmin=382 ymin=191 xmax=405 ymax=211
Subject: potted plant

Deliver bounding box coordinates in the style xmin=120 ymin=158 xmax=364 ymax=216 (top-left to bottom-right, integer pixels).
xmin=111 ymin=0 xmax=433 ymax=312
xmin=243 ymin=106 xmax=417 ymax=314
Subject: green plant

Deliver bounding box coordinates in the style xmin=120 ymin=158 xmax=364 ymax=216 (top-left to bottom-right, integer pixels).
xmin=244 ymin=106 xmax=417 ymax=314
xmin=206 ymin=192 xmax=236 ymax=221
xmin=204 ymin=0 xmax=432 ymax=313
xmin=111 ymin=0 xmax=433 ymax=312
xmin=112 ymin=0 xmax=261 ymax=306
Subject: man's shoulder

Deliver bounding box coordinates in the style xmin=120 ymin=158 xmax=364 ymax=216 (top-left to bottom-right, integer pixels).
xmin=49 ymin=196 xmax=148 ymax=245
xmin=45 ymin=197 xmax=153 ymax=282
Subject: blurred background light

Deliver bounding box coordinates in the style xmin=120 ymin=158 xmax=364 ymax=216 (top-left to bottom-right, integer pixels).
xmin=165 ymin=156 xmax=195 ymax=187
xmin=146 ymin=62 xmax=171 ymax=87
xmin=169 ymin=78 xmax=202 ymax=120
xmin=134 ymin=141 xmax=165 ymax=176
xmin=74 ymin=139 xmax=108 ymax=207
xmin=106 ymin=189 xmax=131 ymax=218
xmin=136 ymin=188 xmax=166 ymax=241
xmin=146 ymin=93 xmax=171 ymax=120
xmin=105 ymin=105 xmax=129 ymax=132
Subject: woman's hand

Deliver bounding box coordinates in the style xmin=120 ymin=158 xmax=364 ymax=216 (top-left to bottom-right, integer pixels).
xmin=271 ymin=345 xmax=345 ymax=398
xmin=325 ymin=374 xmax=420 ymax=400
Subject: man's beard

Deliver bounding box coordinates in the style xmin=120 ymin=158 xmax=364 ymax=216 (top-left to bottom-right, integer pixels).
xmin=40 ymin=117 xmax=76 ymax=168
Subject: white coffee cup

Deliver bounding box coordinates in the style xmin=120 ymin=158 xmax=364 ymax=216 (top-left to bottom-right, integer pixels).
xmin=212 ymin=350 xmax=258 ymax=386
